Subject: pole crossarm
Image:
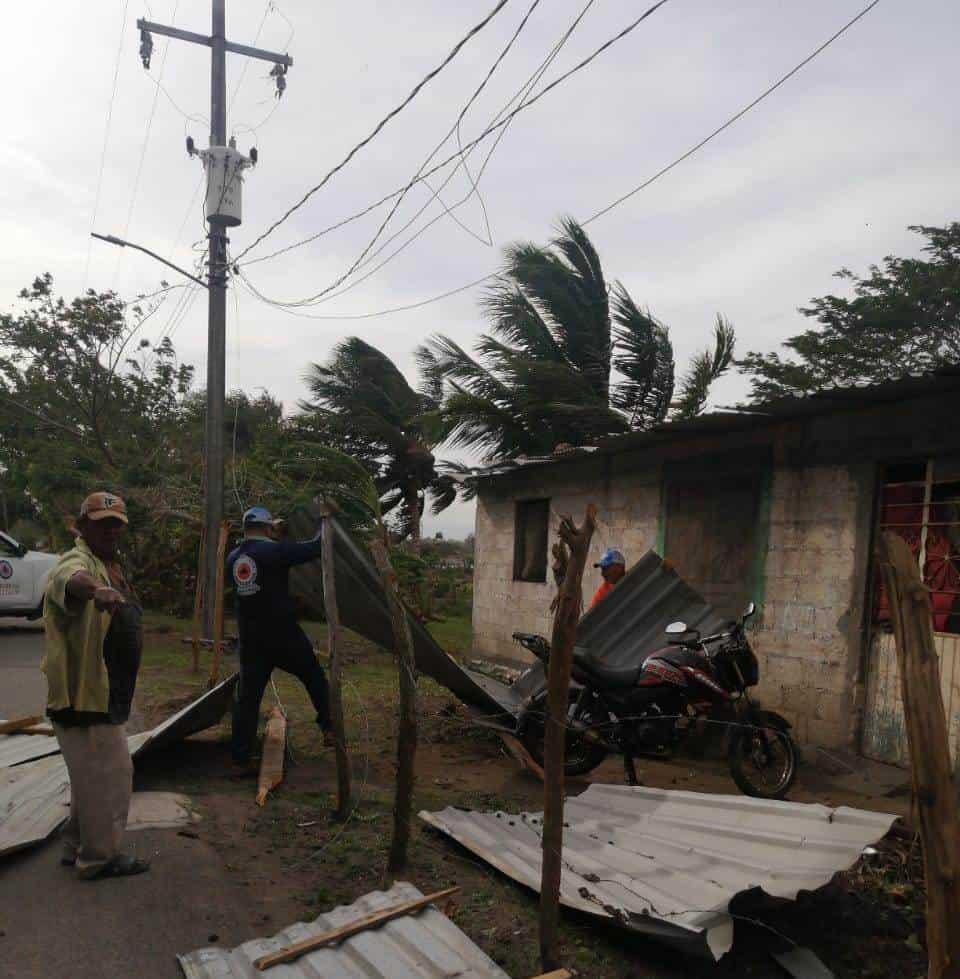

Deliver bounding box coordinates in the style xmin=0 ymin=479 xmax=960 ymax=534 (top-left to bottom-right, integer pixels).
xmin=225 ymin=39 xmax=293 ymax=67
xmin=136 ymin=18 xmax=292 ymax=66
xmin=137 ymin=19 xmax=211 ymax=48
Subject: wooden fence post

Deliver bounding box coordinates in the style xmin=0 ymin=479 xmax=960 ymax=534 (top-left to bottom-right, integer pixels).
xmin=208 ymin=520 xmax=229 ymax=688
xmin=877 ymin=531 xmax=960 ymax=979
xmin=540 ymin=505 xmax=597 ymax=973
xmin=369 ymin=534 xmax=418 ymax=878
xmin=321 ymin=510 xmax=352 ymax=820
xmin=191 ymin=526 xmax=207 ymax=673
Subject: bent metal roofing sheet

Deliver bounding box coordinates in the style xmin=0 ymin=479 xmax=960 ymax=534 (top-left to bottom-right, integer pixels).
xmin=177 ymin=881 xmax=512 ymax=979
xmin=421 ymin=783 xmax=898 ymax=961
xmin=0 ymin=675 xmax=237 ymax=858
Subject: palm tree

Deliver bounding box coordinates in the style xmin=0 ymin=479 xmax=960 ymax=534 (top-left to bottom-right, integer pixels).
xmin=417 ymin=217 xmax=735 ymax=461
xmin=301 ymin=338 xmax=456 ymax=547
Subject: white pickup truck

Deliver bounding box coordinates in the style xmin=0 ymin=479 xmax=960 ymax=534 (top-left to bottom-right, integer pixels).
xmin=0 ymin=531 xmax=58 ymax=620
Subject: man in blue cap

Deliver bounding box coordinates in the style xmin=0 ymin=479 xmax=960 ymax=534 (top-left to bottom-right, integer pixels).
xmin=589 ymin=548 xmax=626 ymax=611
xmin=226 ymin=505 xmax=333 ymax=773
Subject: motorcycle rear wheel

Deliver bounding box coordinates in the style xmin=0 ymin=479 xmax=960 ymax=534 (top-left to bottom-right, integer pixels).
xmin=728 ymin=713 xmax=798 ymax=799
xmin=522 ymin=692 xmax=609 ymax=777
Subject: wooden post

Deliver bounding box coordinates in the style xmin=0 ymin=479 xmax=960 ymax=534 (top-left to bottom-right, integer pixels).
xmin=208 ymin=520 xmax=229 ymax=688
xmin=539 ymin=505 xmax=597 ymax=974
xmin=191 ymin=526 xmax=207 ymax=673
xmin=877 ymin=531 xmax=960 ymax=979
xmin=369 ymin=533 xmax=418 ymax=878
xmin=321 ymin=510 xmax=352 ymax=820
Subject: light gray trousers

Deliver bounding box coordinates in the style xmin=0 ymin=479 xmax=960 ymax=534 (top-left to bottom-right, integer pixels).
xmin=53 ymin=722 xmax=133 ymax=877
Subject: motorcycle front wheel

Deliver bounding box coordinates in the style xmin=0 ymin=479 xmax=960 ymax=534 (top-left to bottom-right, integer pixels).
xmin=728 ymin=712 xmax=798 ymax=799
xmin=522 ymin=691 xmax=609 ymax=777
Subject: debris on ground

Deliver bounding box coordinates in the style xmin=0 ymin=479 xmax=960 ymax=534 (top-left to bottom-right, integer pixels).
xmin=256 ymin=707 xmax=287 ymax=806
xmin=0 ymin=676 xmax=236 ymax=859
xmin=177 ymin=881 xmax=512 ymax=978
xmin=420 ymin=783 xmax=898 ymax=960
xmin=127 ymin=792 xmax=197 ymax=832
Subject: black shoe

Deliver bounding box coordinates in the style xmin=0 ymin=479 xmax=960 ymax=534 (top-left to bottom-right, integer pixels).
xmin=79 ymin=854 xmax=151 ymax=880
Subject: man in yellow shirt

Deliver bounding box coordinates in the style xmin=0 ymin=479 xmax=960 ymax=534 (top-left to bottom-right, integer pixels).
xmin=42 ymin=492 xmax=149 ymax=880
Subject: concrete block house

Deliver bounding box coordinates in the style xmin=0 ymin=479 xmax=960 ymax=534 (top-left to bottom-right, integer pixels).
xmin=470 ymin=368 xmax=960 ymax=768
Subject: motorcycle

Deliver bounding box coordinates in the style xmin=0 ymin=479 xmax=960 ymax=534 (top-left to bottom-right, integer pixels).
xmin=513 ymin=602 xmax=799 ymax=799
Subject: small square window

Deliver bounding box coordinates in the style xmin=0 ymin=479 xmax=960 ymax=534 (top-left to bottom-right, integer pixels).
xmin=513 ymin=499 xmax=549 ymax=583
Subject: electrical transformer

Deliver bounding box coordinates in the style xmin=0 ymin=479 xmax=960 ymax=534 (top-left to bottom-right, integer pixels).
xmin=202 ymin=143 xmax=254 ymax=227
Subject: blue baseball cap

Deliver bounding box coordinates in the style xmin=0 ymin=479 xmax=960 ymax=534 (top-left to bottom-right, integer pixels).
xmin=242 ymin=505 xmax=274 ymax=527
xmin=594 ymin=548 xmax=626 ymax=569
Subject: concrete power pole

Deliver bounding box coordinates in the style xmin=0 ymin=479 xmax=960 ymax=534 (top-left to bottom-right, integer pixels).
xmin=137 ymin=4 xmax=292 ymax=635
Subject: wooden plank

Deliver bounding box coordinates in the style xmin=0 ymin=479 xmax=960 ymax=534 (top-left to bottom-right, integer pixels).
xmin=253 ymin=886 xmax=461 ymax=970
xmin=255 ymin=708 xmax=286 ymax=807
xmin=0 ymin=717 xmax=43 ymax=736
xmin=877 ymin=532 xmax=960 ymax=979
xmin=321 ymin=511 xmax=352 ymax=820
xmin=208 ymin=521 xmax=229 ymax=688
xmin=529 ymin=971 xmax=573 ymax=979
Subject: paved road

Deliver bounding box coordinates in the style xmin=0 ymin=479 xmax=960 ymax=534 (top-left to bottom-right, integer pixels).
xmin=0 ymin=619 xmax=46 ymax=718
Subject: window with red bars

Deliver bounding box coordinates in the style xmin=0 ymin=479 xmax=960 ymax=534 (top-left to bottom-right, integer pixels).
xmin=873 ymin=457 xmax=960 ymax=635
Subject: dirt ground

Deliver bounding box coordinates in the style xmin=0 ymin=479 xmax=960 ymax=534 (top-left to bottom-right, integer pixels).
xmin=131 ymin=617 xmax=927 ymax=979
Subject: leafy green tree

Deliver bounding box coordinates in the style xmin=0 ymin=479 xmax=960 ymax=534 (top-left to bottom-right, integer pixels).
xmin=0 ymin=275 xmax=195 ymax=537
xmin=417 ymin=218 xmax=735 ymax=461
xmin=738 ymin=223 xmax=960 ymax=401
xmin=301 ymin=337 xmax=458 ymax=546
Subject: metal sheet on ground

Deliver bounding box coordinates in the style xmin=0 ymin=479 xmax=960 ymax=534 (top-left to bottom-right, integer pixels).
xmin=420 ymin=784 xmax=898 ymax=960
xmin=0 ymin=754 xmax=70 ymax=857
xmin=0 ymin=677 xmax=237 ymax=859
xmin=0 ymin=729 xmax=61 ymax=769
xmin=177 ymin=881 xmax=512 ymax=979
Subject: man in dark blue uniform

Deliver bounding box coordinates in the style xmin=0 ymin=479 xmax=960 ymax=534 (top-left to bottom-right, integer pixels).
xmin=227 ymin=506 xmax=332 ymax=772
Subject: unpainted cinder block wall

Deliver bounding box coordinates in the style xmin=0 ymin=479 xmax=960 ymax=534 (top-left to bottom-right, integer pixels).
xmin=749 ymin=464 xmax=867 ymax=751
xmin=472 ymin=467 xmax=661 ymax=665
xmin=472 ymin=461 xmax=869 ymax=751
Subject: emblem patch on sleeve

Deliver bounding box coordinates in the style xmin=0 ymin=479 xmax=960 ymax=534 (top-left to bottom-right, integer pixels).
xmin=232 ymin=555 xmax=260 ymax=596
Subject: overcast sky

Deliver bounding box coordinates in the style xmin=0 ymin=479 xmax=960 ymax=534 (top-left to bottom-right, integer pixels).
xmin=2 ymin=0 xmax=957 ymax=538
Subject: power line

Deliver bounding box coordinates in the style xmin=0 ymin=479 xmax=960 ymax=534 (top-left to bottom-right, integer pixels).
xmin=83 ymin=0 xmax=132 ymax=291
xmin=241 ymin=0 xmax=881 ymax=322
xmin=585 ymin=0 xmax=883 ymax=225
xmin=270 ymin=0 xmax=598 ymax=307
xmin=115 ymin=0 xmax=182 ymax=288
xmin=236 ymin=0 xmax=671 ymax=274
xmin=236 ymin=0 xmax=514 ymax=262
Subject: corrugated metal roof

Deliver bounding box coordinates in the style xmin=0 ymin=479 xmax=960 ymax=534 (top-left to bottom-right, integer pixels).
xmin=0 ymin=754 xmax=70 ymax=857
xmin=286 ymin=509 xmax=513 ymax=718
xmin=0 ymin=731 xmax=61 ymax=769
xmin=474 ymin=366 xmax=960 ymax=480
xmin=421 ymin=783 xmax=897 ymax=961
xmin=0 ymin=676 xmax=238 ymax=858
xmin=177 ymin=881 xmax=512 ymax=979
xmin=511 ymin=549 xmax=727 ymax=703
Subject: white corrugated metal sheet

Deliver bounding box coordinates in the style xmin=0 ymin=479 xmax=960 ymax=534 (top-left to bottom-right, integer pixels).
xmin=0 ymin=676 xmax=238 ymax=858
xmin=0 ymin=754 xmax=70 ymax=857
xmin=0 ymin=732 xmax=61 ymax=769
xmin=421 ymin=784 xmax=898 ymax=960
xmin=177 ymin=882 xmax=512 ymax=979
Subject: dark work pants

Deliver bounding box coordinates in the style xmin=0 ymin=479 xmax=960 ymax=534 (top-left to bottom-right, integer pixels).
xmin=232 ymin=622 xmax=331 ymax=763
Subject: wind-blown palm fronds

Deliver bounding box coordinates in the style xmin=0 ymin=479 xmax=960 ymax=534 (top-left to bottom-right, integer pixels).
xmin=301 ymin=337 xmax=457 ymax=545
xmin=420 ymin=218 xmax=734 ymax=460
xmin=673 ymin=315 xmax=737 ymax=421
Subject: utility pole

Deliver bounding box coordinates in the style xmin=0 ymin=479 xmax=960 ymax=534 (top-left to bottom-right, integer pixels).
xmin=136 ymin=4 xmax=291 ymax=635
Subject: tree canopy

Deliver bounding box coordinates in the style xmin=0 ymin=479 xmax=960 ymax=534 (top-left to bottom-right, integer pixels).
xmin=417 ymin=217 xmax=735 ymax=461
xmin=738 ymin=223 xmax=960 ymax=402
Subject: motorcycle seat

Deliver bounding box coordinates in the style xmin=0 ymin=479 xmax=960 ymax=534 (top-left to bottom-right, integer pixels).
xmin=573 ymin=648 xmax=641 ymax=687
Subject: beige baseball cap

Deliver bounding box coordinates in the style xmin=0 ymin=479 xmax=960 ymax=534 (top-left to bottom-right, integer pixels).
xmin=79 ymin=491 xmax=129 ymax=524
